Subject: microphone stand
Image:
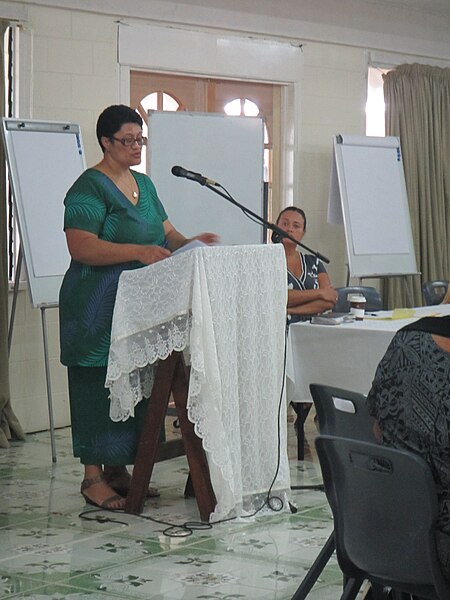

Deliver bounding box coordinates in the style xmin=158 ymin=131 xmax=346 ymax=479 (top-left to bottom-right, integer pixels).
xmin=204 ymin=181 xmax=326 ymax=494
xmin=204 ymin=182 xmax=330 ymax=263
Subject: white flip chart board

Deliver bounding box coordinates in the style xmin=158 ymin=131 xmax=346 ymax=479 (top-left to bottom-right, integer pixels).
xmin=329 ymin=134 xmax=418 ymax=278
xmin=147 ymin=111 xmax=265 ymax=245
xmin=2 ymin=118 xmax=86 ymax=307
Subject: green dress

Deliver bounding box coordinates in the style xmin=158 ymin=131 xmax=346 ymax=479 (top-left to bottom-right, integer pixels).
xmin=59 ymin=168 xmax=168 ymax=465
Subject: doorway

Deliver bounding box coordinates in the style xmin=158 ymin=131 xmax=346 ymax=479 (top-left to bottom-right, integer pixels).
xmin=130 ymin=71 xmax=283 ymax=223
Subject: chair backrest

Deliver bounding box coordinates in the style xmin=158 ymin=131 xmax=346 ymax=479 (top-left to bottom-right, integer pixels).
xmin=316 ymin=435 xmax=450 ymax=599
xmin=422 ymin=280 xmax=450 ymax=306
xmin=309 ymin=383 xmax=377 ymax=443
xmin=334 ymin=286 xmax=382 ymax=313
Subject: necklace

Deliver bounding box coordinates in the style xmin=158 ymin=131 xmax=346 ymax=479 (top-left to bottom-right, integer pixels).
xmin=123 ymin=174 xmax=138 ymax=200
xmin=115 ymin=173 xmax=138 ymax=201
xmin=96 ymin=163 xmax=139 ymax=201
xmin=116 ymin=178 xmax=138 ymax=201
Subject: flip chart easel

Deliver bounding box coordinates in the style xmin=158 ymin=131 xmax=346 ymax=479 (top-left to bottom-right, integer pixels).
xmin=328 ymin=134 xmax=419 ymax=301
xmin=2 ymin=118 xmax=86 ymax=462
xmin=147 ymin=111 xmax=265 ymax=245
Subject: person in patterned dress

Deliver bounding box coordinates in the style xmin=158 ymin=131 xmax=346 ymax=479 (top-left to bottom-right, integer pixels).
xmin=275 ymin=207 xmax=336 ymax=324
xmin=367 ymin=316 xmax=450 ymax=580
xmin=59 ymin=105 xmax=217 ymax=509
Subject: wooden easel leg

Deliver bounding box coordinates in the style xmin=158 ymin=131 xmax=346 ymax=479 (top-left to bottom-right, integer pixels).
xmin=126 ymin=352 xmax=216 ymax=521
xmin=172 ymin=358 xmax=216 ymax=522
xmin=184 ymin=473 xmax=194 ymax=498
xmin=125 ymin=353 xmax=178 ymax=514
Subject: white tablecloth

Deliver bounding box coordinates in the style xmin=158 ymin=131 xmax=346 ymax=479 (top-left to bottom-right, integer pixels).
xmin=106 ymin=244 xmax=291 ymax=521
xmin=287 ymin=304 xmax=450 ymax=403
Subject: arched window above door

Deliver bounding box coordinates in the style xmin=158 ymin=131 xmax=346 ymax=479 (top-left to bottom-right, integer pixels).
xmin=134 ymin=92 xmax=180 ymax=173
xmin=223 ymin=97 xmax=270 ymax=181
xmin=140 ymin=91 xmax=181 ymax=114
xmin=224 ymin=97 xmax=259 ymax=117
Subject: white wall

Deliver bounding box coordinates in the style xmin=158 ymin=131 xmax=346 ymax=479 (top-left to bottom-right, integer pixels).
xmin=6 ymin=5 xmax=118 ymax=433
xmin=3 ymin=0 xmax=450 ymax=433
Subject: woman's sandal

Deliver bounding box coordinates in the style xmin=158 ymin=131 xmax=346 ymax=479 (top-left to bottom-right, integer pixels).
xmin=80 ymin=474 xmax=126 ymax=510
xmin=103 ymin=469 xmax=160 ymax=498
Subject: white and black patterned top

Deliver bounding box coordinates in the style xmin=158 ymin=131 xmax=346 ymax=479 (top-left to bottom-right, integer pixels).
xmin=287 ymin=252 xmax=327 ymax=323
xmin=367 ymin=328 xmax=450 ymax=578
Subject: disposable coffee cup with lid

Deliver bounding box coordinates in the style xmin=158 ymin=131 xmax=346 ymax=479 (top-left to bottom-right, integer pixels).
xmin=349 ymin=294 xmax=366 ymax=320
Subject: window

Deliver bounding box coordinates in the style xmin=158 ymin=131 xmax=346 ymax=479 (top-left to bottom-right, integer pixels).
xmin=366 ymin=66 xmax=390 ymax=137
xmin=4 ymin=25 xmax=18 ymax=282
xmin=224 ymin=97 xmax=271 ymax=182
xmin=224 ymin=97 xmax=259 ymax=117
xmin=134 ymin=92 xmax=180 ymax=174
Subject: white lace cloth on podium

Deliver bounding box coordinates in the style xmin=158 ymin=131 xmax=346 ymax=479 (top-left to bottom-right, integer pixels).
xmin=106 ymin=244 xmax=291 ymax=522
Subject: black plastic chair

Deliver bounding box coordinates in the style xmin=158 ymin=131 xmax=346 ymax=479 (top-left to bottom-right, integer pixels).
xmin=310 ymin=383 xmax=377 ymax=444
xmin=422 ymin=280 xmax=449 ymax=306
xmin=315 ymin=435 xmax=450 ymax=600
xmin=334 ymin=286 xmax=382 ymax=313
xmin=291 ymin=385 xmax=378 ymax=600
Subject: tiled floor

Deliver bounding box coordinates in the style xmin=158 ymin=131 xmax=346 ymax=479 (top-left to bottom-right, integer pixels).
xmin=0 ymin=415 xmax=350 ymax=599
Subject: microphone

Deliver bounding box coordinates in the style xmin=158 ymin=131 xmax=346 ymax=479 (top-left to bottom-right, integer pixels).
xmin=271 ymin=231 xmax=282 ymax=244
xmin=171 ymin=165 xmax=217 ymax=186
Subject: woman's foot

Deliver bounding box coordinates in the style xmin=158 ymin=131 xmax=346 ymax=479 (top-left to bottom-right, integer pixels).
xmin=103 ymin=466 xmax=160 ymax=498
xmin=80 ymin=473 xmax=126 ymax=510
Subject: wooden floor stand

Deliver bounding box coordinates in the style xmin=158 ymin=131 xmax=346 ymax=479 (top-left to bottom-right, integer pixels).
xmin=125 ymin=352 xmax=216 ymax=522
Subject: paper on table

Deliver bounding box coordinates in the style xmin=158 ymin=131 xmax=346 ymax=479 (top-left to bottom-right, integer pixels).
xmin=391 ymin=308 xmax=416 ymax=319
xmin=172 ymin=239 xmax=207 ymax=256
xmin=365 ymin=308 xmax=415 ymax=321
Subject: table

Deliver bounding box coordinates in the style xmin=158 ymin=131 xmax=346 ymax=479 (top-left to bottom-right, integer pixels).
xmin=106 ymin=244 xmax=291 ymax=522
xmin=287 ymin=304 xmax=450 ymax=403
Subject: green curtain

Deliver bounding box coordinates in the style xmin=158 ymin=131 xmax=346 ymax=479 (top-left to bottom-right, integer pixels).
xmin=382 ymin=63 xmax=450 ymax=308
xmin=0 ymin=23 xmax=25 ymax=447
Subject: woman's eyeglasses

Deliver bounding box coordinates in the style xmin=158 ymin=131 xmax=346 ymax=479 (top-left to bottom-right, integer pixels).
xmin=110 ymin=135 xmax=147 ymax=147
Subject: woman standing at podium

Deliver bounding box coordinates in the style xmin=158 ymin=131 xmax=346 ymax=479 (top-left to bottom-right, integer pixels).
xmin=59 ymin=105 xmax=217 ymax=510
xmin=275 ymin=207 xmax=337 ymax=323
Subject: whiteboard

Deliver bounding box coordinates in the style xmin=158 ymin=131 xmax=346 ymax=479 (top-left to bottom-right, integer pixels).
xmin=147 ymin=111 xmax=265 ymax=245
xmin=329 ymin=134 xmax=418 ymax=278
xmin=2 ymin=119 xmax=86 ymax=307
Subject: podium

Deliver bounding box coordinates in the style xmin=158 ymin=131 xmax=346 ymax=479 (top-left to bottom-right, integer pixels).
xmin=106 ymin=244 xmax=291 ymax=522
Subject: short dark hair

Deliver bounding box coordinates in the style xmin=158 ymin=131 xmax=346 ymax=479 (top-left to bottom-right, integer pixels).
xmin=96 ymin=105 xmax=143 ymax=151
xmin=276 ymin=206 xmax=307 ymax=230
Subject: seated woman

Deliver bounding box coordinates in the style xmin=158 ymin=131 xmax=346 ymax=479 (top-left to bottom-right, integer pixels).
xmin=367 ymin=316 xmax=450 ymax=581
xmin=275 ymin=207 xmax=337 ymax=323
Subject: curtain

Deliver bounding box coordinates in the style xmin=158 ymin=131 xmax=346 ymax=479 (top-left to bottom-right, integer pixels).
xmin=382 ymin=63 xmax=450 ymax=309
xmin=0 ymin=23 xmax=25 ymax=447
